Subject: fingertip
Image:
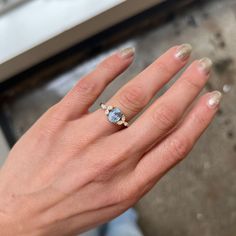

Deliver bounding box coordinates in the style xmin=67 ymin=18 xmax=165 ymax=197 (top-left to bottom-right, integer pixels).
xmin=198 ymin=57 xmax=213 ymax=76
xmin=99 ymin=47 xmax=135 ymax=71
xmin=191 ymin=91 xmax=222 ymax=121
xmin=181 ymin=58 xmax=212 ymax=82
xmin=117 ymin=46 xmax=135 ymax=60
xmin=158 ymin=44 xmax=192 ymax=70
xmin=206 ymin=90 xmax=222 ymax=109
xmin=174 ymin=43 xmax=192 ymax=62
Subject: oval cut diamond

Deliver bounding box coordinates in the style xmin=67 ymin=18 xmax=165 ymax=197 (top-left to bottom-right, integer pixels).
xmin=108 ymin=107 xmax=123 ymax=123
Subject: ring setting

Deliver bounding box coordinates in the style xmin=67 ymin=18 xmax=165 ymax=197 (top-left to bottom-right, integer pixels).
xmin=100 ymin=103 xmax=129 ymax=127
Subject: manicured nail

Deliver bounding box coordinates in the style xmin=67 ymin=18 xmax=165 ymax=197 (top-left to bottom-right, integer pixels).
xmin=207 ymin=91 xmax=222 ymax=108
xmin=198 ymin=57 xmax=213 ymax=74
xmin=175 ymin=43 xmax=192 ymax=61
xmin=118 ymin=47 xmax=135 ymax=59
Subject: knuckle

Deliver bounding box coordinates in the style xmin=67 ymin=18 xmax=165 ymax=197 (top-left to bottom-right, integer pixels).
xmin=74 ymin=78 xmax=98 ymax=98
xmin=118 ymin=85 xmax=147 ymax=113
xmin=98 ymin=58 xmax=117 ymax=72
xmin=192 ymin=112 xmax=208 ymax=127
xmin=45 ymin=103 xmax=60 ymax=116
xmin=183 ymin=77 xmax=202 ymax=90
xmin=169 ymin=135 xmax=191 ymax=162
xmin=45 ymin=104 xmax=64 ymax=122
xmin=35 ymin=104 xmax=65 ymax=133
xmin=123 ymin=192 xmax=139 ymax=207
xmin=152 ymin=105 xmax=177 ymax=130
xmin=154 ymin=61 xmax=172 ymax=77
xmin=113 ymin=186 xmax=140 ymax=206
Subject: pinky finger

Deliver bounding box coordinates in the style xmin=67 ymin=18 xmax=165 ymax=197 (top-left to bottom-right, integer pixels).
xmin=58 ymin=47 xmax=135 ymax=120
xmin=134 ymin=91 xmax=222 ymax=186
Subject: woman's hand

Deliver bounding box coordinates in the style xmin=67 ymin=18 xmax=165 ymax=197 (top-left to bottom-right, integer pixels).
xmin=0 ymin=44 xmax=221 ymax=236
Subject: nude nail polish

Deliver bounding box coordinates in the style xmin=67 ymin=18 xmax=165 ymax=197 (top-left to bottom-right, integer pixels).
xmin=207 ymin=91 xmax=222 ymax=108
xmin=118 ymin=47 xmax=135 ymax=59
xmin=198 ymin=57 xmax=213 ymax=75
xmin=175 ymin=43 xmax=192 ymax=61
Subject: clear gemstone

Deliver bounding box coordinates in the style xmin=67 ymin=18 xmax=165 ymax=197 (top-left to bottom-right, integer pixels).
xmin=101 ymin=103 xmax=106 ymax=109
xmin=108 ymin=107 xmax=123 ymax=123
xmin=117 ymin=120 xmax=123 ymax=125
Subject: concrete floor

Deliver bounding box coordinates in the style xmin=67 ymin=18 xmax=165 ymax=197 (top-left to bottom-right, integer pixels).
xmin=1 ymin=0 xmax=236 ymax=235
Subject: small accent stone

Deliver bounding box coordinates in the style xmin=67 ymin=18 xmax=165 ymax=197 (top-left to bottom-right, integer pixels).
xmin=108 ymin=107 xmax=123 ymax=123
xmin=117 ymin=120 xmax=123 ymax=125
xmin=101 ymin=103 xmax=106 ymax=109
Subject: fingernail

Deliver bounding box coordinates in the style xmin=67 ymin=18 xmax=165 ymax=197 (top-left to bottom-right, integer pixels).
xmin=198 ymin=57 xmax=213 ymax=75
xmin=118 ymin=47 xmax=135 ymax=59
xmin=207 ymin=91 xmax=222 ymax=108
xmin=175 ymin=43 xmax=192 ymax=61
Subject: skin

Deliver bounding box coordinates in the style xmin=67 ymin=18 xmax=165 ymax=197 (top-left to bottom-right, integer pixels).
xmin=0 ymin=45 xmax=220 ymax=236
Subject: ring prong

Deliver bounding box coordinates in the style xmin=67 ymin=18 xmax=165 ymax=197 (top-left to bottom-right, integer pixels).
xmin=117 ymin=120 xmax=123 ymax=125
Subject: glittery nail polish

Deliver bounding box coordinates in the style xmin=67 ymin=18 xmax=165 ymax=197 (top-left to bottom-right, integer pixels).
xmin=199 ymin=57 xmax=213 ymax=75
xmin=207 ymin=91 xmax=222 ymax=108
xmin=175 ymin=44 xmax=192 ymax=61
xmin=118 ymin=47 xmax=135 ymax=59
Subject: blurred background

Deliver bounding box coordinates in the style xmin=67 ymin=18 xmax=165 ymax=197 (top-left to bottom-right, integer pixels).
xmin=0 ymin=0 xmax=236 ymax=235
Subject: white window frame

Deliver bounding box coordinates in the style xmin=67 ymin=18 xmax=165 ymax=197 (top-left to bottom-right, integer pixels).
xmin=0 ymin=0 xmax=164 ymax=82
